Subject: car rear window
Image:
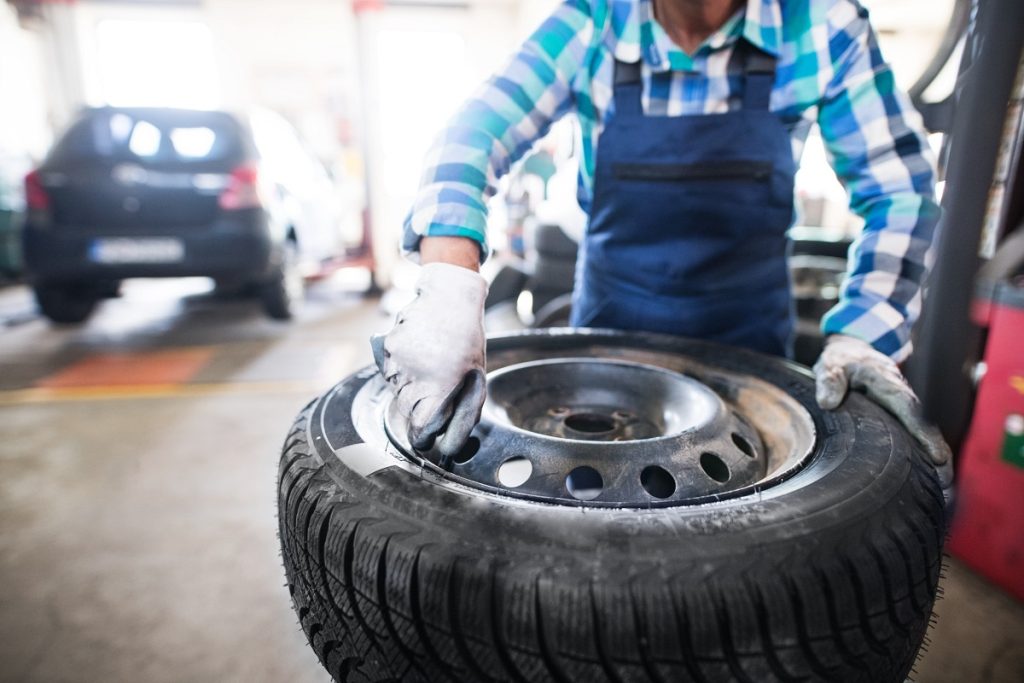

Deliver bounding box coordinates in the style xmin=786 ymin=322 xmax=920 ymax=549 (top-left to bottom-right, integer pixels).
xmin=48 ymin=110 xmax=244 ymax=166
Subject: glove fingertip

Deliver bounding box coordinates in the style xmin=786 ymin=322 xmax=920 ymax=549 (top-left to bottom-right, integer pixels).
xmin=925 ymin=436 xmax=952 ymax=467
xmin=814 ymin=360 xmax=850 ymax=410
xmin=436 ymin=371 xmax=487 ymax=458
xmin=370 ymin=334 xmax=387 ymax=373
xmin=436 ymin=423 xmax=474 ymax=459
xmin=815 ymin=381 xmax=842 ymax=410
xmin=406 ymin=395 xmax=452 ymax=451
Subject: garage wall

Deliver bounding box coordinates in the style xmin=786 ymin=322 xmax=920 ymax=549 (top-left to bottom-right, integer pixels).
xmin=203 ymin=0 xmax=360 ymax=161
xmin=357 ymin=1 xmax=529 ymax=276
xmin=863 ymin=0 xmax=958 ymax=91
xmin=65 ymin=0 xmax=357 ymax=162
xmin=0 ymin=3 xmax=61 ymax=161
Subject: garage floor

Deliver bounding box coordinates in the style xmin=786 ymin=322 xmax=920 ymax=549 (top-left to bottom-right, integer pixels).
xmin=0 ymin=279 xmax=1022 ymax=683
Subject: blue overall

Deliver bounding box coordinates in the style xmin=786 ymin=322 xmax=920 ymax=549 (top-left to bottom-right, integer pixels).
xmin=569 ymin=44 xmax=797 ymax=356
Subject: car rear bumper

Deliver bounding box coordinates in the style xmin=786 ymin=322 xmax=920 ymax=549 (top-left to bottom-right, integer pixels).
xmin=22 ymin=211 xmax=278 ymax=284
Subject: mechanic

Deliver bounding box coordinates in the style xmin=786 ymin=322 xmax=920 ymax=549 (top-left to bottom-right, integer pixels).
xmin=373 ymin=0 xmax=952 ymax=485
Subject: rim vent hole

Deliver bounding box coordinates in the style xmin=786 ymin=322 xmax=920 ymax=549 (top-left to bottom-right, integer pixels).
xmin=566 ymin=466 xmax=604 ymax=500
xmin=497 ymin=457 xmax=533 ymax=488
xmin=452 ymin=436 xmax=480 ymax=464
xmin=640 ymin=465 xmax=676 ymax=499
xmin=700 ymin=452 xmax=731 ymax=483
xmin=731 ymin=432 xmax=755 ymax=458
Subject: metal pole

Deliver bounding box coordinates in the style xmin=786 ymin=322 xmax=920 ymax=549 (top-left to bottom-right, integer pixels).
xmin=906 ymin=0 xmax=1024 ymax=448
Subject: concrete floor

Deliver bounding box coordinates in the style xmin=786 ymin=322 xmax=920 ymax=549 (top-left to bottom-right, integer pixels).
xmin=0 ymin=278 xmax=1022 ymax=683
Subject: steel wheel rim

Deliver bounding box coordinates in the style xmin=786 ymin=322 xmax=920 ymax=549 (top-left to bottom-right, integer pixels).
xmin=381 ymin=350 xmax=816 ymax=507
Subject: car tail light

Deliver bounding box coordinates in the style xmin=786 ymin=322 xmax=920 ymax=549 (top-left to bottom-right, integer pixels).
xmin=219 ymin=164 xmax=264 ymax=210
xmin=25 ymin=170 xmax=49 ymax=210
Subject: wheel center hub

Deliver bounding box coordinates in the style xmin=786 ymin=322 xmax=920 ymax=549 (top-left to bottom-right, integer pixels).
xmin=482 ymin=358 xmax=723 ymax=443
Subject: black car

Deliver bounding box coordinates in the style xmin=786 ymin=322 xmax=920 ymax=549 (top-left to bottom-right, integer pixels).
xmin=23 ymin=107 xmax=352 ymax=322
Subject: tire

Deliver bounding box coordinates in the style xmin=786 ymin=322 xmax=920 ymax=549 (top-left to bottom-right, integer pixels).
xmin=789 ymin=237 xmax=852 ymax=260
xmin=531 ymin=293 xmax=573 ymax=328
xmin=532 ymin=223 xmax=579 ymax=259
xmin=213 ymin=278 xmax=258 ymax=299
xmin=528 ymin=285 xmax=570 ymax=315
xmin=262 ymin=241 xmax=303 ymax=320
xmin=34 ymin=284 xmax=99 ymax=324
xmin=792 ymin=320 xmax=826 ymax=367
xmin=529 ymin=258 xmax=576 ymax=294
xmin=279 ymin=331 xmax=946 ymax=683
xmin=485 ymin=263 xmax=530 ymax=310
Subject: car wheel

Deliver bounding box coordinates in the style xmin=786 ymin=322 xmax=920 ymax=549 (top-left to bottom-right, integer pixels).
xmin=485 ymin=263 xmax=530 ymax=310
xmin=529 ymin=258 xmax=576 ymax=293
xmin=531 ymin=293 xmax=573 ymax=327
xmin=279 ymin=330 xmax=946 ymax=683
xmin=262 ymin=241 xmax=303 ymax=320
xmin=532 ymin=222 xmax=580 ymax=259
xmin=33 ymin=284 xmax=99 ymax=324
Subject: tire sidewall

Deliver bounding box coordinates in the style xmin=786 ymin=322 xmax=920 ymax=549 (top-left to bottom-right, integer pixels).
xmin=262 ymin=241 xmax=302 ymax=320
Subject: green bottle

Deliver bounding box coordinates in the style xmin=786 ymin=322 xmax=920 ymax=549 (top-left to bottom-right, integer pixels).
xmin=1003 ymin=414 xmax=1024 ymax=469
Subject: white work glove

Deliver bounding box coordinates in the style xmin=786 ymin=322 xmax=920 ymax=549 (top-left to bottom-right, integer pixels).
xmin=814 ymin=334 xmax=953 ymax=496
xmin=370 ymin=262 xmax=488 ymax=458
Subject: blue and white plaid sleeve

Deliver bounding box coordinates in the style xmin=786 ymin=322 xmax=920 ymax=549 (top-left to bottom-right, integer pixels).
xmin=817 ymin=2 xmax=941 ymax=362
xmin=402 ymin=0 xmax=594 ymax=261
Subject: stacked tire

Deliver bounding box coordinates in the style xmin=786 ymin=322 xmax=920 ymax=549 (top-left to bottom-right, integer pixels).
xmin=527 ymin=223 xmax=578 ymax=316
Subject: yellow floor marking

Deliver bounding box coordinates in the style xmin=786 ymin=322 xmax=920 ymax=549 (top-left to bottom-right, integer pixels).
xmin=0 ymin=380 xmax=330 ymax=406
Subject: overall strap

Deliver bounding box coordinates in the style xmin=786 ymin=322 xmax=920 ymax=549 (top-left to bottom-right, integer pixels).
xmin=612 ymin=59 xmax=644 ymax=115
xmin=613 ymin=41 xmax=776 ymax=115
xmin=741 ymin=41 xmax=777 ymax=111
xmin=614 ymin=59 xmax=642 ymax=85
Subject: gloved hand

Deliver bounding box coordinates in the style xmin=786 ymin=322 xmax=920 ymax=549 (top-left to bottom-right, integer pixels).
xmin=370 ymin=262 xmax=488 ymax=458
xmin=813 ymin=334 xmax=953 ymax=495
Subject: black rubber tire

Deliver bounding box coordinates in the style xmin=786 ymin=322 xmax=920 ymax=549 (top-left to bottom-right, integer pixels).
xmin=792 ymin=325 xmax=826 ymax=368
xmin=532 ymin=223 xmax=579 ymax=259
xmin=531 ymin=293 xmax=573 ymax=328
xmin=528 ymin=285 xmax=574 ymax=316
xmin=262 ymin=242 xmax=302 ymax=320
xmin=485 ymin=263 xmax=530 ymax=310
xmin=789 ymin=237 xmax=852 ymax=260
xmin=529 ymin=258 xmax=576 ymax=294
xmin=33 ymin=284 xmax=99 ymax=324
xmin=279 ymin=331 xmax=946 ymax=683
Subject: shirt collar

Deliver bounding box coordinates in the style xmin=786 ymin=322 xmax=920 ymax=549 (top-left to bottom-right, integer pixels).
xmin=627 ymin=0 xmax=783 ymax=72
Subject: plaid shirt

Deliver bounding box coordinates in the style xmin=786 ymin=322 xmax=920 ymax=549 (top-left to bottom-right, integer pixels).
xmin=403 ymin=0 xmax=940 ymax=361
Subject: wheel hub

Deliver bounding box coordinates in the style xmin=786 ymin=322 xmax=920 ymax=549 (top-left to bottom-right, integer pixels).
xmin=487 ymin=359 xmax=720 ymax=442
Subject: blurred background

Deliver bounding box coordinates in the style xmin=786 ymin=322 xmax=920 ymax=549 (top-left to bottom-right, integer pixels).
xmin=1 ymin=1 xmax=1021 ymax=682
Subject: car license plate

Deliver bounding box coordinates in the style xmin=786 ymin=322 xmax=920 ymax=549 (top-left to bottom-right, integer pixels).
xmin=89 ymin=238 xmax=185 ymax=264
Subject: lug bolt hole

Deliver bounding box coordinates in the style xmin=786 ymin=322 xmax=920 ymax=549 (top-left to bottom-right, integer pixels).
xmin=640 ymin=465 xmax=676 ymax=499
xmin=566 ymin=466 xmax=604 ymax=500
xmin=731 ymin=432 xmax=755 ymax=458
xmin=700 ymin=452 xmax=731 ymax=483
xmin=452 ymin=436 xmax=480 ymax=465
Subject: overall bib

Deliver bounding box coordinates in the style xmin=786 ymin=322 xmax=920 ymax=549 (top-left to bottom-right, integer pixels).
xmin=569 ymin=43 xmax=797 ymax=356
